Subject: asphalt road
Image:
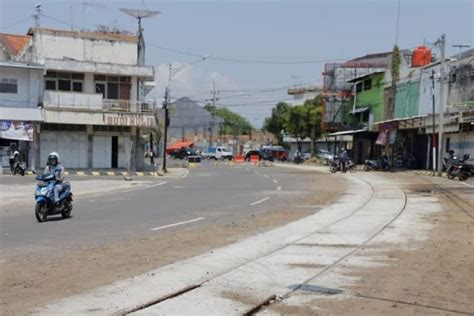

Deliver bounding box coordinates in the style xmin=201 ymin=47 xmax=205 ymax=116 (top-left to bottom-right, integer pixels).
xmin=0 ymin=163 xmax=323 ymax=259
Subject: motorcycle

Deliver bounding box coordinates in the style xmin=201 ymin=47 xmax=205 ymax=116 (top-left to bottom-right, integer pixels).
xmin=12 ymin=162 xmax=26 ymax=176
xmin=329 ymin=158 xmax=356 ymax=173
xmin=34 ymin=174 xmax=73 ymax=222
xmin=447 ymin=154 xmax=472 ymax=181
xmin=364 ymin=155 xmax=390 ymax=171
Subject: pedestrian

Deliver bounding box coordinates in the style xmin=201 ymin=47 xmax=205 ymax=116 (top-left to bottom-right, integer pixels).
xmin=8 ymin=143 xmax=20 ymax=175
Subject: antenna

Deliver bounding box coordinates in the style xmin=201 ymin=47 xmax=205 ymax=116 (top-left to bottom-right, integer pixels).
xmin=34 ymin=3 xmax=42 ymax=27
xmin=452 ymin=44 xmax=471 ymax=57
xmin=120 ymin=8 xmax=160 ymax=65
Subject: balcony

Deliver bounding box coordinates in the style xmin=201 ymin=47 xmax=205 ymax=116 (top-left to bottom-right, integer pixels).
xmin=43 ymin=91 xmax=155 ymax=113
xmin=43 ymin=91 xmax=103 ymax=110
xmin=103 ymin=99 xmax=156 ymax=113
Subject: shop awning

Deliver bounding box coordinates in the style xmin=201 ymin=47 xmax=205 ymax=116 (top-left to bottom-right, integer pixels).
xmin=351 ymin=106 xmax=369 ymax=114
xmin=166 ymin=141 xmax=194 ymax=154
xmin=0 ymin=107 xmax=43 ymax=121
xmin=327 ymin=128 xmax=368 ymax=137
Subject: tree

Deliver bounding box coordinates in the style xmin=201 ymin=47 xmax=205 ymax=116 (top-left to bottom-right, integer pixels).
xmin=303 ymin=95 xmax=323 ymax=156
xmin=284 ymin=105 xmax=308 ymax=154
xmin=262 ymin=102 xmax=290 ymax=145
xmin=204 ymin=104 xmax=253 ymax=135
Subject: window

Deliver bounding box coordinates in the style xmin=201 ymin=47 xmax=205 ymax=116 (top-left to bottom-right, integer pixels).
xmin=44 ymin=71 xmax=84 ymax=92
xmin=94 ymin=75 xmax=131 ymax=100
xmin=0 ymin=79 xmax=18 ymax=93
xmin=356 ymin=82 xmax=362 ymax=93
xmin=363 ymin=79 xmax=372 ymax=90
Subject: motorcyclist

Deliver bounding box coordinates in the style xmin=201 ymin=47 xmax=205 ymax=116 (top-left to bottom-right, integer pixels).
xmin=43 ymin=152 xmax=65 ymax=207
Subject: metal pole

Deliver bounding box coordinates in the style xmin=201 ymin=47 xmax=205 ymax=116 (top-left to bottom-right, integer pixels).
xmin=162 ymin=87 xmax=169 ymax=173
xmin=437 ymin=34 xmax=446 ymax=176
xmin=430 ymin=70 xmax=436 ymax=171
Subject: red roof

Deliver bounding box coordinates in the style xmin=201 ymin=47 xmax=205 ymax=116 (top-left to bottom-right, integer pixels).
xmin=0 ymin=33 xmax=31 ymax=56
xmin=166 ymin=141 xmax=194 ymax=154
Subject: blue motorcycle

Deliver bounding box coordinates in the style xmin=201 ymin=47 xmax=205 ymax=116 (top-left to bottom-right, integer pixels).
xmin=34 ymin=174 xmax=73 ymax=222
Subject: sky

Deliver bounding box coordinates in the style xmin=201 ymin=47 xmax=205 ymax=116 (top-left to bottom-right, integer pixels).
xmin=1 ymin=0 xmax=473 ymax=127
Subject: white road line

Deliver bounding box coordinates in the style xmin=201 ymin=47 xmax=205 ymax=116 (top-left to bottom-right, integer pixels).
xmin=460 ymin=181 xmax=474 ymax=188
xmin=277 ymin=186 xmax=282 ymax=191
xmin=250 ymin=197 xmax=270 ymax=206
xmin=272 ymin=179 xmax=278 ymax=184
xmin=181 ymin=169 xmax=190 ymax=178
xmin=263 ymin=175 xmax=269 ymax=178
xmin=150 ymin=217 xmax=205 ymax=231
xmin=147 ymin=181 xmax=168 ymax=188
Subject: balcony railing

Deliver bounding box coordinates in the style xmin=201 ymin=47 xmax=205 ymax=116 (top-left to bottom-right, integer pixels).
xmin=102 ymin=99 xmax=156 ymax=113
xmin=43 ymin=91 xmax=155 ymax=113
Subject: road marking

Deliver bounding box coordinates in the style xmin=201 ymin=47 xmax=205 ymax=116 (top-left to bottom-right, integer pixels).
xmin=172 ymin=186 xmax=185 ymax=189
xmin=150 ymin=217 xmax=205 ymax=231
xmin=250 ymin=197 xmax=270 ymax=206
xmin=147 ymin=181 xmax=168 ymax=188
xmin=181 ymin=169 xmax=190 ymax=178
xmin=263 ymin=175 xmax=269 ymax=178
xmin=460 ymin=182 xmax=474 ymax=188
xmin=272 ymin=179 xmax=278 ymax=184
xmin=277 ymin=186 xmax=282 ymax=191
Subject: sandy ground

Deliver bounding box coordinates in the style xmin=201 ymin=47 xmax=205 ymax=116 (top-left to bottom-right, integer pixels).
xmin=0 ymin=170 xmax=345 ymax=315
xmin=268 ymin=173 xmax=474 ymax=315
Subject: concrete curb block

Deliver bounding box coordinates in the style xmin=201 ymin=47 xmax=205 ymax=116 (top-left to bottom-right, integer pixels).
xmin=24 ymin=171 xmax=165 ymax=177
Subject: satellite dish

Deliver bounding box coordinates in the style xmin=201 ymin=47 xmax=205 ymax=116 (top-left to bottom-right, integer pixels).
xmin=120 ymin=8 xmax=160 ymax=19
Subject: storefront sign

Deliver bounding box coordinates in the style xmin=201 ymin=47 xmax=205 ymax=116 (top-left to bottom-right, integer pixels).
xmin=0 ymin=120 xmax=34 ymax=141
xmin=104 ymin=114 xmax=155 ymax=128
xmin=388 ymin=130 xmax=397 ymax=145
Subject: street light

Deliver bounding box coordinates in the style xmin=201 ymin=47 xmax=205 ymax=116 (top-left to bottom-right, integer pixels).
xmin=161 ymin=54 xmax=210 ymax=173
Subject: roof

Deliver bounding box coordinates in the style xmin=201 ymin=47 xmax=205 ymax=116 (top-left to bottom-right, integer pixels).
xmin=0 ymin=60 xmax=44 ymax=70
xmin=327 ymin=128 xmax=368 ymax=136
xmin=27 ymin=27 xmax=138 ymax=43
xmin=348 ymin=71 xmax=385 ymax=83
xmin=0 ymin=33 xmax=31 ymax=56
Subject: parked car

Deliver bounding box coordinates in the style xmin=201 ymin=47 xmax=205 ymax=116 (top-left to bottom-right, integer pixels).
xmin=245 ymin=149 xmax=274 ymax=162
xmin=170 ymin=147 xmax=197 ymax=160
xmin=260 ymin=146 xmax=288 ymax=161
xmin=316 ymin=149 xmax=334 ymax=161
xmin=203 ymin=146 xmax=234 ymax=160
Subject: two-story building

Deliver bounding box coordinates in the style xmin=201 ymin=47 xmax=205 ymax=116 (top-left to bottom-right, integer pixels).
xmin=0 ymin=33 xmax=44 ymax=171
xmin=9 ymin=27 xmax=156 ymax=170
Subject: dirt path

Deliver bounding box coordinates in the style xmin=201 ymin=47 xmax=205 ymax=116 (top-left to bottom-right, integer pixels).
xmin=0 ymin=170 xmax=346 ymax=314
xmin=298 ymin=174 xmax=474 ymax=315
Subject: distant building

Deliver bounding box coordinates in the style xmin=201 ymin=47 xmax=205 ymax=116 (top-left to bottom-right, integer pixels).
xmin=167 ymin=97 xmax=223 ymax=148
xmin=287 ymin=85 xmax=322 ymax=105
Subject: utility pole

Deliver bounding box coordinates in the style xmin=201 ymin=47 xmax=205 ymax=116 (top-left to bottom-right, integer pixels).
xmin=162 ymin=86 xmax=169 ymax=173
xmin=437 ymin=34 xmax=446 ymax=176
xmin=430 ymin=70 xmax=436 ymax=171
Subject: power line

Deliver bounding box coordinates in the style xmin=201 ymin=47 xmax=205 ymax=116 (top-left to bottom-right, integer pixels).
xmin=1 ymin=16 xmax=32 ymax=30
xmin=148 ymin=42 xmax=348 ymax=65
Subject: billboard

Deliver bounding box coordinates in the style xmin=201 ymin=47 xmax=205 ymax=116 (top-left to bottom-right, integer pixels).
xmin=0 ymin=121 xmax=34 ymax=141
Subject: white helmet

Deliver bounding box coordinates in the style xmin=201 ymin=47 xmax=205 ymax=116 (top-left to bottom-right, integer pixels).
xmin=48 ymin=152 xmax=59 ymax=165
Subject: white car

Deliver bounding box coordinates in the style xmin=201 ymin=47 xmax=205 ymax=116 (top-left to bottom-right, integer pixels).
xmin=204 ymin=146 xmax=234 ymax=160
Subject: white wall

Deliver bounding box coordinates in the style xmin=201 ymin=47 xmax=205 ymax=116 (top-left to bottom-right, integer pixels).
xmin=0 ymin=66 xmax=43 ymax=108
xmin=446 ymin=131 xmax=474 ymax=158
xmin=33 ymin=33 xmax=137 ymax=65
xmin=418 ymin=63 xmax=448 ymax=117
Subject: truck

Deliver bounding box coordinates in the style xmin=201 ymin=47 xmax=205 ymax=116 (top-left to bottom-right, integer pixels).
xmin=203 ymin=146 xmax=234 ymax=160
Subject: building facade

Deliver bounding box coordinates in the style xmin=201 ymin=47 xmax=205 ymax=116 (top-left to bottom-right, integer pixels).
xmin=0 ymin=28 xmax=156 ymax=170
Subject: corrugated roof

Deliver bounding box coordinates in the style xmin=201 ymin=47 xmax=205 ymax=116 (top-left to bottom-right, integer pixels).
xmin=27 ymin=27 xmax=138 ymax=43
xmin=0 ymin=33 xmax=31 ymax=56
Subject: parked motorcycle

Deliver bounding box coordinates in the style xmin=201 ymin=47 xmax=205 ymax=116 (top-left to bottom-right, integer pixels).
xmin=447 ymin=154 xmax=472 ymax=181
xmin=364 ymin=155 xmax=390 ymax=171
xmin=34 ymin=174 xmax=73 ymax=222
xmin=11 ymin=162 xmax=26 ymax=176
xmin=329 ymin=158 xmax=356 ymax=173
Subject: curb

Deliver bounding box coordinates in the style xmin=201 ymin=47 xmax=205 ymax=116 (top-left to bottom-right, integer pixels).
xmin=25 ymin=171 xmax=164 ymax=177
xmin=412 ymin=170 xmax=447 ymax=177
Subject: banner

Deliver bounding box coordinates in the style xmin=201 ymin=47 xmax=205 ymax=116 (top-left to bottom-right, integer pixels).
xmin=376 ymin=131 xmax=387 ymax=145
xmin=0 ymin=121 xmax=34 ymax=141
